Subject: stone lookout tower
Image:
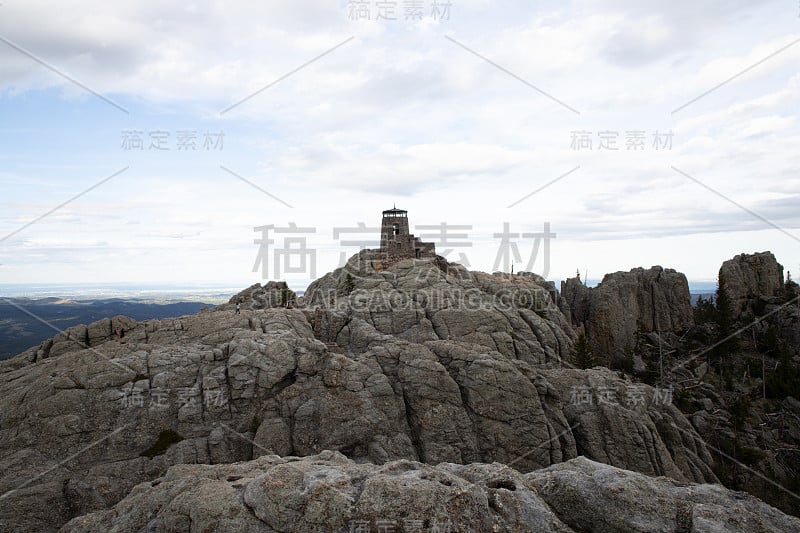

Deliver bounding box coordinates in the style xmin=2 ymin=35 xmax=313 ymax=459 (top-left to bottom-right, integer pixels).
xmin=377 ymin=206 xmax=435 ymax=263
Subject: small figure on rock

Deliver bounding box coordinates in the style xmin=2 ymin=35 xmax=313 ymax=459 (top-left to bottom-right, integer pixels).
xmin=236 ymin=303 xmax=241 ymax=314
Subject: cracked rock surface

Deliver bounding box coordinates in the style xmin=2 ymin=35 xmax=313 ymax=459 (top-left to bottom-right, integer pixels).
xmin=61 ymin=452 xmax=799 ymax=533
xmin=0 ymin=254 xmax=778 ymax=531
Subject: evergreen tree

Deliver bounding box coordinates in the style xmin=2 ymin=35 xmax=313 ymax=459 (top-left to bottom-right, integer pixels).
xmin=572 ymin=332 xmax=595 ymax=369
xmin=715 ymin=276 xmax=736 ymax=348
xmin=693 ymin=294 xmax=716 ymax=324
xmin=713 ymin=276 xmax=738 ymax=383
xmin=715 ymin=278 xmax=732 ymax=327
xmin=765 ymin=340 xmax=800 ymax=400
xmin=343 ymin=273 xmax=355 ymax=295
xmin=785 ymin=271 xmax=799 ymax=301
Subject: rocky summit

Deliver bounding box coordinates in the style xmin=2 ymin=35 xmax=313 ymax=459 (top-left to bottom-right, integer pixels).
xmin=0 ymin=251 xmax=798 ymax=532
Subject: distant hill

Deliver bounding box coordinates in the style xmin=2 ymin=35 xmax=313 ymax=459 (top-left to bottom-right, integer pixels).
xmin=0 ymin=298 xmax=213 ymax=359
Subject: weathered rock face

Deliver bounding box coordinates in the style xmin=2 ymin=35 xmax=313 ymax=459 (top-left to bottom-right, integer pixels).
xmin=60 ymin=450 xmax=568 ymax=532
xmin=305 ymin=252 xmax=576 ymax=366
xmin=719 ymin=252 xmax=785 ymax=317
xmin=225 ymin=281 xmax=296 ymax=311
xmin=1 ymin=315 xmax=139 ymax=366
xmin=530 ymin=456 xmax=800 ymax=532
xmin=61 ymin=452 xmax=798 ymax=533
xmin=0 ymin=254 xmax=724 ymax=531
xmin=538 ymin=368 xmax=716 ymax=484
xmin=560 ymin=276 xmax=591 ymax=327
xmin=562 ymin=267 xmax=694 ymax=362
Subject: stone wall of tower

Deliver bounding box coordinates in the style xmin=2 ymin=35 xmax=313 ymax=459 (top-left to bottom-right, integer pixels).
xmin=415 ymin=240 xmax=436 ymax=258
xmin=380 ymin=214 xmax=412 ymax=254
xmin=375 ymin=209 xmax=436 ymax=265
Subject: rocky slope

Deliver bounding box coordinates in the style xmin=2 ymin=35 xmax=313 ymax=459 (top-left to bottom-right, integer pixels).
xmin=62 ymin=452 xmax=799 ymax=533
xmin=0 ymin=253 xmax=795 ymax=531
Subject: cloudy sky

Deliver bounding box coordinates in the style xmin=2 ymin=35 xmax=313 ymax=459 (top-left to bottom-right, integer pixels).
xmin=0 ymin=0 xmax=798 ymax=292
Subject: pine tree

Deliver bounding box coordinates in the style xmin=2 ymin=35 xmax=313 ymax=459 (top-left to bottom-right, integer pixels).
xmin=573 ymin=332 xmax=595 ymax=369
xmin=715 ymin=276 xmax=736 ymax=347
xmin=693 ymin=294 xmax=716 ymax=324
xmin=343 ymin=273 xmax=355 ymax=295
xmin=785 ymin=271 xmax=799 ymax=301
xmin=713 ymin=276 xmax=738 ymax=383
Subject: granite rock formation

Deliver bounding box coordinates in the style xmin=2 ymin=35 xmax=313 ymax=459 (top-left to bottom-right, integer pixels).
xmin=1 ymin=253 xmax=794 ymax=531
xmin=62 ymin=452 xmax=798 ymax=533
xmin=225 ymin=281 xmax=297 ymax=311
xmin=561 ymin=267 xmax=693 ymax=362
xmin=719 ymin=251 xmax=785 ymax=318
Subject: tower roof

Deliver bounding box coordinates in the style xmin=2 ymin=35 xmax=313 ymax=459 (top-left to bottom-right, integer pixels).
xmin=382 ymin=207 xmax=407 ymax=217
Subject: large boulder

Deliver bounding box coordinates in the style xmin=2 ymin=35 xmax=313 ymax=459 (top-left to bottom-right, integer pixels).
xmin=719 ymin=251 xmax=784 ymax=317
xmin=529 ymin=456 xmax=800 ymax=532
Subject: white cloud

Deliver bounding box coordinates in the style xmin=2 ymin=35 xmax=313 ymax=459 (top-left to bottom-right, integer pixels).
xmin=0 ymin=0 xmax=798 ymax=289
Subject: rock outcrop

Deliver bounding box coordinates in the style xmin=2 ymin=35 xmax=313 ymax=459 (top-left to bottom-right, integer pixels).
xmin=225 ymin=281 xmax=296 ymax=311
xmin=559 ymin=275 xmax=591 ymax=327
xmin=305 ymin=251 xmax=575 ymax=366
xmin=0 ymin=254 xmax=724 ymax=531
xmin=62 ymin=452 xmax=798 ymax=533
xmin=1 ymin=314 xmax=139 ymax=368
xmin=719 ymin=252 xmax=785 ymax=317
xmin=531 ymin=456 xmax=799 ymax=532
xmin=561 ymin=267 xmax=693 ymax=362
